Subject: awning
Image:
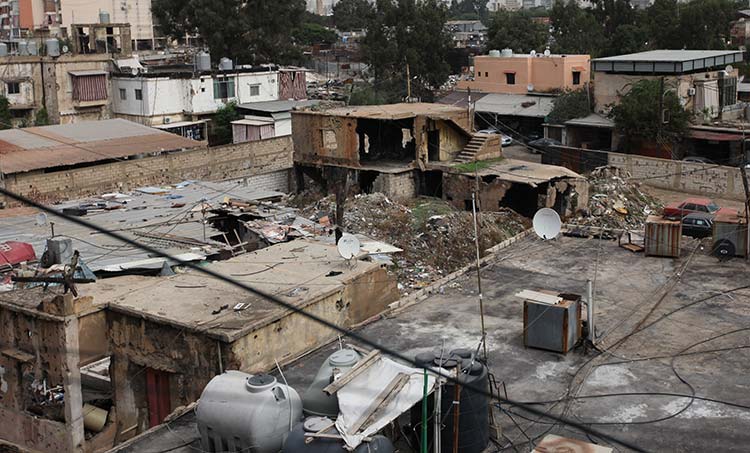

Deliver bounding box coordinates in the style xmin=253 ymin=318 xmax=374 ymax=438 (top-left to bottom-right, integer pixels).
xmin=689 ymin=130 xmax=742 ymax=142
xmin=69 ymin=70 xmax=108 ymax=77
xmin=153 ymin=120 xmax=206 ymax=130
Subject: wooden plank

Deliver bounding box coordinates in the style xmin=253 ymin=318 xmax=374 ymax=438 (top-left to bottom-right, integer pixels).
xmin=348 ymin=372 xmax=410 ymax=435
xmin=323 ymin=349 xmax=381 ymax=395
xmin=304 ymin=419 xmax=335 ymax=444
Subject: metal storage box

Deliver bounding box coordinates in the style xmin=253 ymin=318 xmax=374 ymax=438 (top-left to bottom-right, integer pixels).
xmin=644 ymin=215 xmax=681 ymax=258
xmin=713 ymin=214 xmax=748 ymax=257
xmin=523 ymin=294 xmax=581 ymax=353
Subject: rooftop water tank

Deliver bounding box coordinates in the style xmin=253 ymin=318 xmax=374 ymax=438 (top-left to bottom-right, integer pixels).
xmin=195 ymin=51 xmax=211 ymax=72
xmin=18 ymin=41 xmax=29 ymax=56
xmin=303 ymin=349 xmax=361 ymax=418
xmin=219 ymin=57 xmax=233 ymax=71
xmin=46 ymin=38 xmax=60 ymax=57
xmin=488 ymin=49 xmax=501 ymax=57
xmin=501 ymin=48 xmax=513 ymax=58
xmin=0 ymin=43 xmax=7 ymax=57
xmin=27 ymin=41 xmax=38 ymax=56
xmin=99 ymin=11 xmax=110 ymax=24
xmin=284 ymin=416 xmax=395 ymax=453
xmin=196 ymin=371 xmax=303 ymax=453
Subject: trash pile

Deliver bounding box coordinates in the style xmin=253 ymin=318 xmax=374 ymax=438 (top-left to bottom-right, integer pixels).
xmin=295 ymin=192 xmax=529 ymax=293
xmin=573 ymin=166 xmax=663 ymax=230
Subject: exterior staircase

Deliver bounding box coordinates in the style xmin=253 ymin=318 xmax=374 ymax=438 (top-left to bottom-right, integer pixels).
xmin=454 ymin=134 xmax=489 ymax=163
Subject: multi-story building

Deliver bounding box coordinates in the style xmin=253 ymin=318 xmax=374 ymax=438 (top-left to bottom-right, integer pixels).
xmin=58 ymin=0 xmax=158 ymax=49
xmin=446 ymin=20 xmax=487 ymax=49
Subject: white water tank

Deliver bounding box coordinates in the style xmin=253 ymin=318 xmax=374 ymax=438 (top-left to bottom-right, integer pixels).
xmin=46 ymin=38 xmax=60 ymax=57
xmin=219 ymin=57 xmax=233 ymax=71
xmin=18 ymin=41 xmax=29 ymax=56
xmin=195 ymin=51 xmax=211 ymax=72
xmin=501 ymin=48 xmax=513 ymax=58
xmin=0 ymin=43 xmax=7 ymax=57
xmin=27 ymin=41 xmax=38 ymax=56
xmin=99 ymin=11 xmax=110 ymax=23
xmin=197 ymin=372 xmax=303 ymax=453
xmin=488 ymin=49 xmax=501 ymax=57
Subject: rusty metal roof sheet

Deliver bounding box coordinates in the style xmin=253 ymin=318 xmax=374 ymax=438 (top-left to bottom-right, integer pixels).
xmin=300 ymin=102 xmax=466 ymax=120
xmin=0 ymin=119 xmax=202 ymax=174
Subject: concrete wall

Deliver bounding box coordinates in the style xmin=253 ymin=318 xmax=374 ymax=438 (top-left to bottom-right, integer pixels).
xmin=372 ymin=171 xmax=418 ymax=200
xmin=2 ymin=136 xmax=294 ymax=204
xmin=60 ymin=0 xmax=155 ymax=41
xmin=112 ymin=77 xmax=185 ymax=118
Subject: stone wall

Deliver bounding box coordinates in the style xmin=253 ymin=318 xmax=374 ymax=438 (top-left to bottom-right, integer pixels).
xmin=2 ymin=136 xmax=293 ymax=205
xmin=372 ymin=171 xmax=418 ymax=200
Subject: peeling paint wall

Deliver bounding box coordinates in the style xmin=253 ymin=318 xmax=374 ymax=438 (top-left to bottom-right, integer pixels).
xmin=292 ymin=112 xmax=360 ymax=165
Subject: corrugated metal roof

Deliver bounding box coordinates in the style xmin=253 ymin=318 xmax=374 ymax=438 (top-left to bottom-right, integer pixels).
xmin=593 ymin=50 xmax=742 ymax=62
xmin=437 ymin=91 xmax=489 ymax=108
xmin=0 ymin=119 xmax=203 ymax=174
xmin=232 ymin=118 xmax=274 ymax=126
xmin=474 ymin=94 xmax=555 ymax=118
xmin=236 ymin=100 xmax=320 ymax=113
xmin=564 ymin=113 xmax=614 ymax=128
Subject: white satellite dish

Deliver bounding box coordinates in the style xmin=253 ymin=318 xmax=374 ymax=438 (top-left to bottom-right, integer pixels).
xmin=533 ymin=208 xmax=562 ymax=240
xmin=61 ymin=45 xmax=69 ymax=53
xmin=527 ymin=83 xmax=535 ymax=92
xmin=726 ymin=65 xmax=734 ymax=73
xmin=337 ymin=233 xmax=361 ymax=260
xmin=35 ymin=212 xmax=48 ymax=227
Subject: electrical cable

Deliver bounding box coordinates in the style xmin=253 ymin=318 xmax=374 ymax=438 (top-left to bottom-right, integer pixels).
xmin=0 ymin=185 xmax=650 ymax=453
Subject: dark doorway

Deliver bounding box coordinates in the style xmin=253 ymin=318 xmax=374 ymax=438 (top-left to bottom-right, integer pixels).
xmin=419 ymin=170 xmax=443 ymax=197
xmin=499 ymin=183 xmax=539 ymax=218
xmin=145 ymin=368 xmax=171 ymax=428
xmin=427 ymin=130 xmax=440 ymax=161
xmin=359 ymin=170 xmax=379 ymax=194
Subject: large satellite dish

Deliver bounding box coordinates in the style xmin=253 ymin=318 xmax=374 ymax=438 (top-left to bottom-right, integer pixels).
xmin=35 ymin=212 xmax=48 ymax=227
xmin=337 ymin=233 xmax=361 ymax=259
xmin=533 ymin=208 xmax=561 ymax=240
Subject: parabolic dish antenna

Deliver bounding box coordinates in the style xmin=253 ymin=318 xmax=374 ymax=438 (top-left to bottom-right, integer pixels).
xmin=337 ymin=233 xmax=361 ymax=259
xmin=532 ymin=208 xmax=561 ymax=240
xmin=35 ymin=212 xmax=48 ymax=227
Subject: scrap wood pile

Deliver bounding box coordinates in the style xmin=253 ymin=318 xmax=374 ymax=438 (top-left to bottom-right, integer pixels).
xmin=294 ymin=192 xmax=529 ymax=293
xmin=572 ymin=166 xmax=663 ymax=230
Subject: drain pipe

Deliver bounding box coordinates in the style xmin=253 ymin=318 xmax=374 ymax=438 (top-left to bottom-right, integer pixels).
xmin=586 ymin=279 xmax=595 ymax=344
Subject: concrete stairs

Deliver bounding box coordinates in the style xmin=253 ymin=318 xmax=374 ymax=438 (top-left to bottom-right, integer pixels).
xmin=454 ymin=134 xmax=488 ymax=163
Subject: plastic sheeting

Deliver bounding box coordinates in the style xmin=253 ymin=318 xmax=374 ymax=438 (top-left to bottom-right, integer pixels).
xmin=335 ymin=357 xmax=436 ymax=449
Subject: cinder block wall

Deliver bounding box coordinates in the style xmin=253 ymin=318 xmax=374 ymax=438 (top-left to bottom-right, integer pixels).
xmin=2 ymin=137 xmax=293 ymax=204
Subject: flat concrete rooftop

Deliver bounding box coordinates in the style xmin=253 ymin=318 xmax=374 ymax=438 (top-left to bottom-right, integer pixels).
xmin=116 ymin=233 xmax=750 ymax=452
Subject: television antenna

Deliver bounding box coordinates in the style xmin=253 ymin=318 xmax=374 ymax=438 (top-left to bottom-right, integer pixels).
xmin=532 ymin=208 xmax=562 ymax=240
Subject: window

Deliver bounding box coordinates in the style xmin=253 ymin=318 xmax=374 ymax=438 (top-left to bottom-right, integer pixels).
xmin=505 ymin=73 xmax=515 ymax=85
xmin=213 ymin=77 xmax=236 ymax=99
xmin=119 ymin=88 xmax=127 ymax=100
xmin=321 ymin=129 xmax=337 ymax=150
xmin=6 ymin=82 xmax=20 ymax=95
xmin=572 ymin=71 xmax=581 ymax=85
xmin=249 ymin=84 xmax=260 ymax=96
xmin=135 ymin=89 xmax=143 ymax=101
xmin=695 ymin=204 xmax=709 ymax=213
xmin=485 ymin=72 xmax=488 ymax=77
xmin=695 ymin=219 xmax=706 ymax=226
xmin=477 ymin=72 xmax=481 ymax=77
xmin=70 ymin=73 xmax=107 ymax=102
xmin=682 ymin=203 xmax=697 ymax=211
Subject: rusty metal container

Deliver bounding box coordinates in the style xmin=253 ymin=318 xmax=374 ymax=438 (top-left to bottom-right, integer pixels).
xmin=644 ymin=215 xmax=681 ymax=258
xmin=713 ymin=214 xmax=748 ymax=258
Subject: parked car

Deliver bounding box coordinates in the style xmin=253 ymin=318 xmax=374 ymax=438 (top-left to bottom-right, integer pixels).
xmin=500 ymin=134 xmax=513 ymax=146
xmin=663 ymin=197 xmax=738 ymax=220
xmin=682 ymin=156 xmax=716 ymax=164
xmin=476 ymin=128 xmax=499 ymax=135
xmin=681 ymin=213 xmax=714 ymax=238
xmin=528 ymin=137 xmax=562 ymax=154
xmin=477 ymin=128 xmax=513 ymax=146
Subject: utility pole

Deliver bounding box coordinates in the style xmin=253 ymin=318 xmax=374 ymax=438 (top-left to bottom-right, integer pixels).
xmin=467 ymin=87 xmax=473 ymax=132
xmin=406 ymin=62 xmax=411 ymax=101
xmin=741 ymin=161 xmax=750 ymax=261
xmin=657 ymin=77 xmax=665 ymax=141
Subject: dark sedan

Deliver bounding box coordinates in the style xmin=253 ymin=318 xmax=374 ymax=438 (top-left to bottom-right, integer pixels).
xmin=681 ymin=213 xmax=714 ymax=238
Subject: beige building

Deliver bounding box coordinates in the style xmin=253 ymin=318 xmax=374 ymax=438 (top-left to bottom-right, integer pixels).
xmin=59 ymin=0 xmax=158 ymax=48
xmin=458 ymin=50 xmax=591 ymax=95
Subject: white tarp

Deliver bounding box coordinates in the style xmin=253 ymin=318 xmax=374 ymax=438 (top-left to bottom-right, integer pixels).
xmin=335 ymin=357 xmax=436 ymax=449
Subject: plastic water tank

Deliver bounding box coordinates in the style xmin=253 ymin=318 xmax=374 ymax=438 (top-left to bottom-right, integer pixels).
xmin=99 ymin=11 xmax=110 ymax=23
xmin=219 ymin=57 xmax=233 ymax=71
xmin=488 ymin=49 xmax=501 ymax=57
xmin=46 ymin=38 xmax=60 ymax=57
xmin=500 ymin=48 xmax=513 ymax=58
xmin=0 ymin=43 xmax=7 ymax=57
xmin=303 ymin=349 xmax=361 ymax=418
xmin=195 ymin=51 xmax=211 ymax=72
xmin=196 ymin=371 xmax=303 ymax=453
xmin=18 ymin=41 xmax=29 ymax=56
xmin=27 ymin=41 xmax=38 ymax=56
xmin=284 ymin=416 xmax=395 ymax=453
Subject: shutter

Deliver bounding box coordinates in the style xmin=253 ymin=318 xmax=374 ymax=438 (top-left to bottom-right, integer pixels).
xmin=72 ymin=74 xmax=107 ymax=101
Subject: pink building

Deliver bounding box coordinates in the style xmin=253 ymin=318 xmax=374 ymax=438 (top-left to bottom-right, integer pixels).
xmin=458 ymin=50 xmax=591 ymax=95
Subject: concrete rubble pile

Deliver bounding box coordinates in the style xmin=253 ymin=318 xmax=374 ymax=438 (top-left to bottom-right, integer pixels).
xmin=296 ymin=192 xmax=529 ymax=293
xmin=572 ymin=166 xmax=663 ymax=230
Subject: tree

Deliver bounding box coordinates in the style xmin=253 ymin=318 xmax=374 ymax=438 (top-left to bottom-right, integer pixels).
xmin=0 ymin=96 xmax=11 ymax=129
xmin=550 ymin=1 xmax=605 ymax=57
xmin=34 ymin=107 xmax=49 ymax=126
xmin=609 ymin=79 xmax=690 ymax=144
xmin=448 ymin=0 xmax=488 ymax=20
xmin=486 ymin=10 xmax=547 ymax=54
xmin=211 ymin=101 xmax=241 ymax=145
xmin=362 ymin=0 xmax=452 ymax=100
xmin=548 ymin=88 xmax=592 ymax=124
xmin=295 ymin=23 xmax=338 ymax=46
xmin=333 ymin=0 xmax=374 ymax=31
xmin=152 ymin=0 xmax=305 ymax=64
xmin=644 ymin=0 xmax=681 ymax=49
xmin=677 ymin=0 xmax=737 ymax=50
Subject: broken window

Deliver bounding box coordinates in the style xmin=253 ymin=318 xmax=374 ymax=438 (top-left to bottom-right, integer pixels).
xmin=321 ymin=129 xmax=337 ymax=150
xmin=6 ymin=81 xmax=20 ymax=95
xmin=357 ymin=118 xmax=415 ymax=163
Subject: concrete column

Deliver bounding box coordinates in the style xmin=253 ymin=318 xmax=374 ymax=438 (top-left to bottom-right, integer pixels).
xmin=61 ymin=314 xmax=84 ymax=452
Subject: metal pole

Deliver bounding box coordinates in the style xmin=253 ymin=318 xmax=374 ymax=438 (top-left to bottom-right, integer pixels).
xmin=406 ymin=62 xmax=411 ymax=101
xmin=421 ymin=369 xmax=428 ymax=453
xmin=434 ymin=373 xmax=442 ymax=453
xmin=586 ymin=279 xmax=594 ymax=343
xmin=740 ymin=164 xmax=750 ymax=261
xmin=471 ymin=192 xmax=488 ymax=360
xmin=452 ymin=379 xmax=461 ymax=453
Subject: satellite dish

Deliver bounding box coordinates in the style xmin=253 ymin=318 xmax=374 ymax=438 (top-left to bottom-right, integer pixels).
xmin=35 ymin=212 xmax=48 ymax=227
xmin=726 ymin=65 xmax=734 ymax=73
xmin=337 ymin=233 xmax=361 ymax=260
xmin=61 ymin=45 xmax=69 ymax=53
xmin=527 ymin=83 xmax=535 ymax=92
xmin=533 ymin=208 xmax=562 ymax=240
xmin=130 ymin=67 xmax=138 ymax=76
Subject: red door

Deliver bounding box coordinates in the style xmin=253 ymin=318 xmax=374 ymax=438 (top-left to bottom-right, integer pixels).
xmin=145 ymin=368 xmax=171 ymax=427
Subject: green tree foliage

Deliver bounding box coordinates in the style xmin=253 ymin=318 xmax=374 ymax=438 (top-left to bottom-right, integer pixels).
xmin=152 ymin=0 xmax=305 ymax=64
xmin=486 ymin=10 xmax=547 ymax=53
xmin=211 ymin=101 xmax=241 ymax=145
xmin=609 ymin=79 xmax=690 ymax=143
xmin=34 ymin=107 xmax=50 ymax=126
xmin=0 ymin=96 xmax=11 ymax=129
xmin=547 ymin=88 xmax=592 ymax=124
xmin=362 ymin=0 xmax=452 ymax=100
xmin=295 ymin=23 xmax=338 ymax=46
xmin=644 ymin=0 xmax=682 ymax=49
xmin=677 ymin=0 xmax=737 ymax=49
xmin=448 ymin=0 xmax=488 ymax=20
xmin=550 ymin=1 xmax=606 ymax=56
xmin=333 ymin=0 xmax=374 ymax=31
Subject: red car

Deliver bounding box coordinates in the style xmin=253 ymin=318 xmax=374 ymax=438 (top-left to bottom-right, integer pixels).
xmin=663 ymin=197 xmax=738 ymax=219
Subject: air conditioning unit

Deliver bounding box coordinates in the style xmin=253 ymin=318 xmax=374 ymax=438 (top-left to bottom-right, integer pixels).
xmin=688 ymin=87 xmax=696 ymax=96
xmin=163 ymin=117 xmax=171 ymax=124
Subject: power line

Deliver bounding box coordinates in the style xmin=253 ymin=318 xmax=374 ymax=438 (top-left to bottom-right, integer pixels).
xmin=0 ymin=185 xmax=649 ymax=453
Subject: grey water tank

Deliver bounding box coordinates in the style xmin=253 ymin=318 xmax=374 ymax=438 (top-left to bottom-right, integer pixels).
xmin=219 ymin=57 xmax=233 ymax=71
xmin=303 ymin=349 xmax=361 ymax=418
xmin=99 ymin=11 xmax=110 ymax=23
xmin=27 ymin=41 xmax=38 ymax=56
xmin=0 ymin=43 xmax=7 ymax=57
xmin=195 ymin=51 xmax=211 ymax=72
xmin=488 ymin=49 xmax=501 ymax=57
xmin=197 ymin=371 xmax=303 ymax=453
xmin=44 ymin=237 xmax=74 ymax=267
xmin=18 ymin=41 xmax=29 ymax=56
xmin=284 ymin=416 xmax=395 ymax=453
xmin=46 ymin=38 xmax=60 ymax=57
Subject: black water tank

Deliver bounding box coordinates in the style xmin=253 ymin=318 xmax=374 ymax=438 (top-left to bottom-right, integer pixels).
xmin=283 ymin=417 xmax=395 ymax=453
